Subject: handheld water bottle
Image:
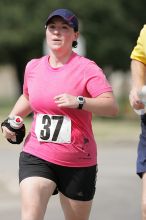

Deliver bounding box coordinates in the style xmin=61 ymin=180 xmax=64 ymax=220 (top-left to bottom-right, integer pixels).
xmin=8 ymin=116 xmax=23 ymax=142
xmin=8 ymin=116 xmax=23 ymax=129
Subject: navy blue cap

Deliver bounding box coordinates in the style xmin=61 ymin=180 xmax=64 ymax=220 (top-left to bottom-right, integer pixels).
xmin=45 ymin=9 xmax=78 ymax=32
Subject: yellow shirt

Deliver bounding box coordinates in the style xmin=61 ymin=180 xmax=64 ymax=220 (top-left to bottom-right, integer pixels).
xmin=130 ymin=25 xmax=146 ymax=65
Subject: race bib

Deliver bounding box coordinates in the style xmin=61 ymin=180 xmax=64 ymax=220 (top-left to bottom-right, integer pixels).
xmin=35 ymin=114 xmax=71 ymax=143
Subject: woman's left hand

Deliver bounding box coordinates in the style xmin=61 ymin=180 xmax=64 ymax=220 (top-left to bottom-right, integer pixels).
xmin=54 ymin=93 xmax=78 ymax=109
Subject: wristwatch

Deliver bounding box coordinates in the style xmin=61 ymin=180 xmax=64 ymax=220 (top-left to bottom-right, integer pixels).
xmin=76 ymin=96 xmax=85 ymax=109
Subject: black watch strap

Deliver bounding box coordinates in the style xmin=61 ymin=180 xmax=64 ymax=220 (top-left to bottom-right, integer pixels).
xmin=78 ymin=103 xmax=83 ymax=109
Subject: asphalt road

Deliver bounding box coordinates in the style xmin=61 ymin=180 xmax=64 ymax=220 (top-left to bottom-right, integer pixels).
xmin=0 ymin=138 xmax=141 ymax=220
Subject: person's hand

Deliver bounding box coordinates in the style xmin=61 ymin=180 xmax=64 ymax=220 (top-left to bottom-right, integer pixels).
xmin=54 ymin=93 xmax=78 ymax=108
xmin=129 ymin=88 xmax=144 ymax=110
xmin=1 ymin=125 xmax=16 ymax=140
xmin=1 ymin=118 xmax=26 ymax=144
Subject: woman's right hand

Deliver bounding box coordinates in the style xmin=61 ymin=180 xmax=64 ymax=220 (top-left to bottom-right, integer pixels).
xmin=1 ymin=126 xmax=16 ymax=140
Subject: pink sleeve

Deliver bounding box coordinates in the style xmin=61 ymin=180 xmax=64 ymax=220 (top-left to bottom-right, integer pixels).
xmin=23 ymin=59 xmax=39 ymax=97
xmin=84 ymin=62 xmax=112 ymax=97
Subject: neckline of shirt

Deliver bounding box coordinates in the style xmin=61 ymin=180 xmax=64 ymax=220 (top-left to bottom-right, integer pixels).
xmin=45 ymin=52 xmax=77 ymax=71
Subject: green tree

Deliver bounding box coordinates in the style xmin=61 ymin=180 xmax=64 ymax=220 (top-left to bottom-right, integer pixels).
xmin=0 ymin=0 xmax=63 ymax=89
xmin=74 ymin=0 xmax=146 ymax=71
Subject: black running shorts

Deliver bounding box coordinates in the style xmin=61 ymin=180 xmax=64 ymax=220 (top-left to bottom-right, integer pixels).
xmin=19 ymin=151 xmax=97 ymax=201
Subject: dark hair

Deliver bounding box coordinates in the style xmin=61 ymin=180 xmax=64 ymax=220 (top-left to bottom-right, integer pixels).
xmin=72 ymin=41 xmax=78 ymax=48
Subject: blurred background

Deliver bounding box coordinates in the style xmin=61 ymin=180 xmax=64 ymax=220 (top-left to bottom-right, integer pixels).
xmin=0 ymin=0 xmax=146 ymax=116
xmin=0 ymin=0 xmax=145 ymax=219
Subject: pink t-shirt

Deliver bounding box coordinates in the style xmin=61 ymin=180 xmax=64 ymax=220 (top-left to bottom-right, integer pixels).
xmin=23 ymin=52 xmax=112 ymax=167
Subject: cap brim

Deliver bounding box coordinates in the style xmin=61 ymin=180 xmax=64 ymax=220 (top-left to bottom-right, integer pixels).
xmin=46 ymin=15 xmax=73 ymax=28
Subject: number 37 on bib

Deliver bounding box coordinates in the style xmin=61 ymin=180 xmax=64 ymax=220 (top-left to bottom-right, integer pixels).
xmin=35 ymin=114 xmax=71 ymax=143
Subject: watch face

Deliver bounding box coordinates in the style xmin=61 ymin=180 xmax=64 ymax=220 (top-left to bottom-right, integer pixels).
xmin=77 ymin=96 xmax=85 ymax=109
xmin=77 ymin=96 xmax=84 ymax=104
xmin=78 ymin=97 xmax=83 ymax=102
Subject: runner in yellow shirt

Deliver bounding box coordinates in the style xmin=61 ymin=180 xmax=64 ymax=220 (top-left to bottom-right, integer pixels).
xmin=129 ymin=25 xmax=146 ymax=220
